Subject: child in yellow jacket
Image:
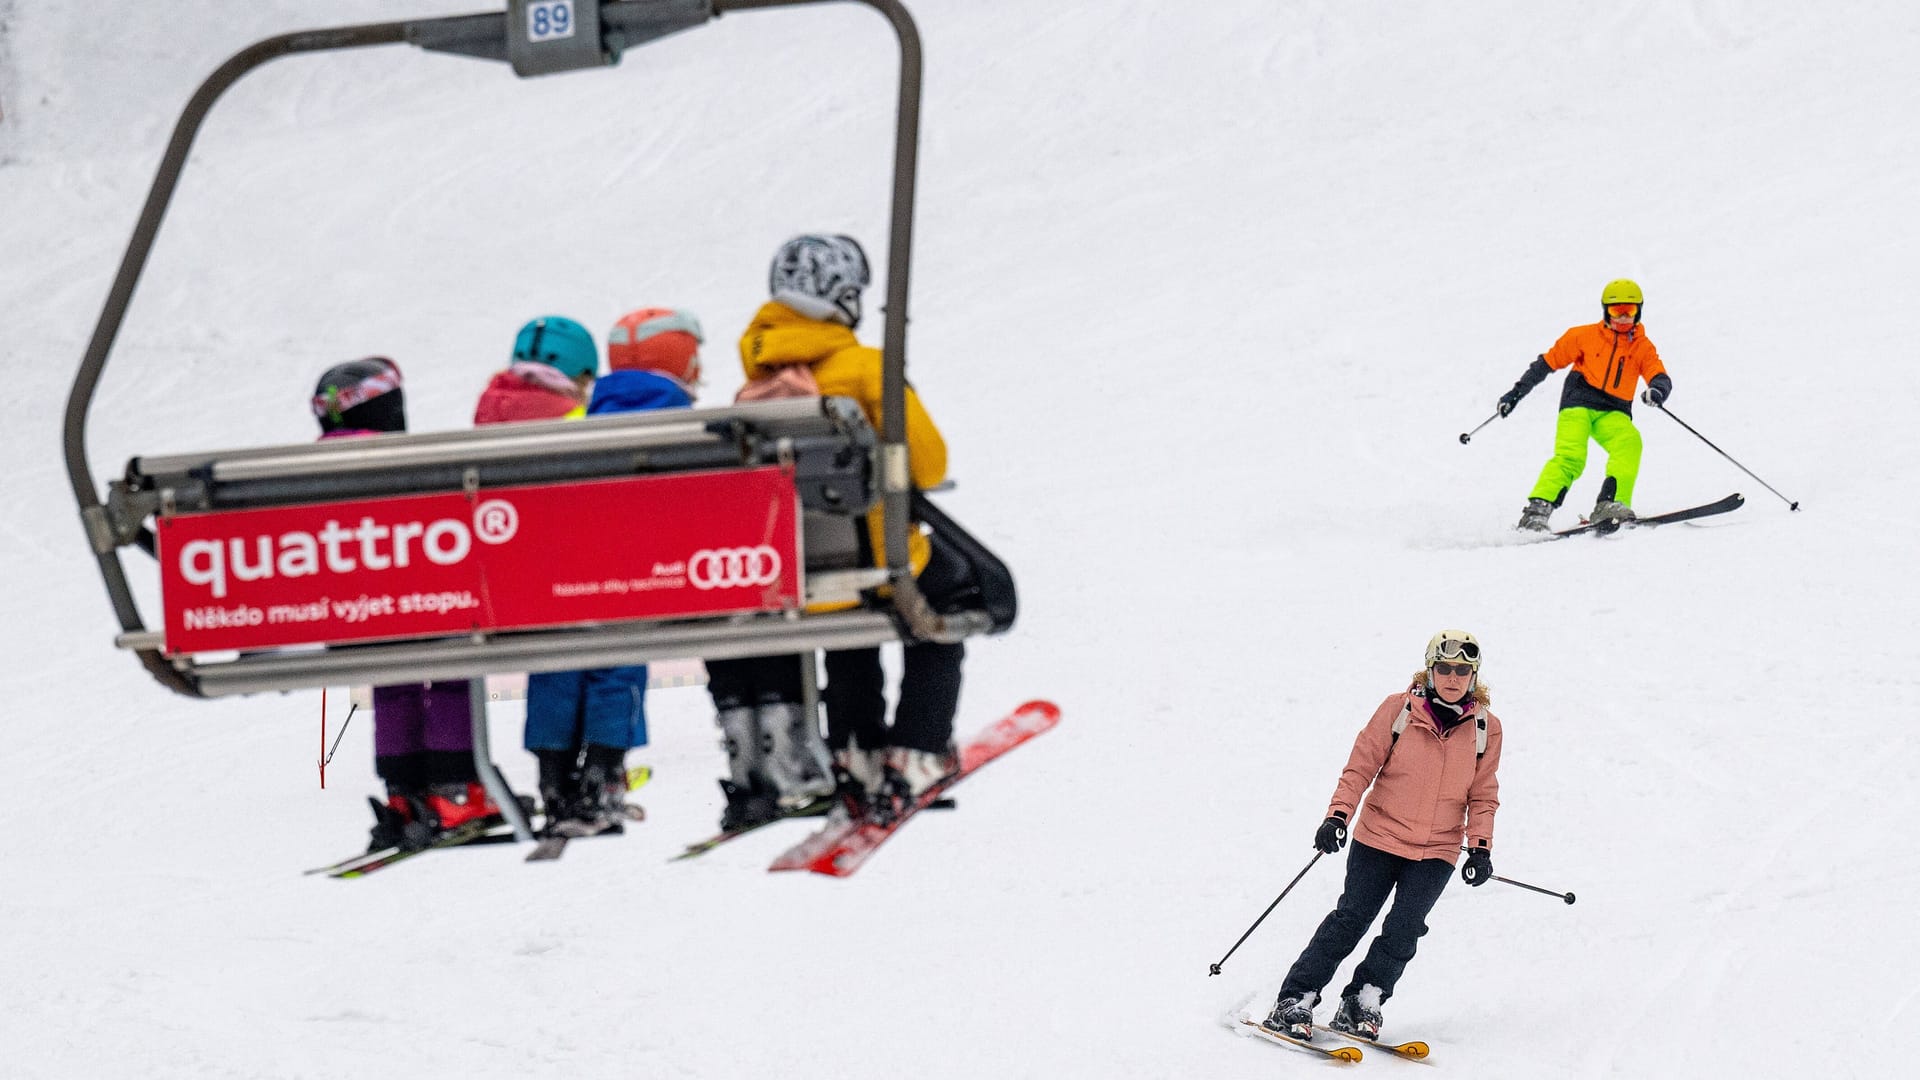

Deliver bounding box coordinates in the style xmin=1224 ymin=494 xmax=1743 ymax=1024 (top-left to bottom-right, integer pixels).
xmin=741 ymin=234 xmax=963 ymax=809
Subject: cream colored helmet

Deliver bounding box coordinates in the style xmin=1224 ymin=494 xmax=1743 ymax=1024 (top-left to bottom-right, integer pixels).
xmin=1424 ymin=629 xmax=1481 ymax=671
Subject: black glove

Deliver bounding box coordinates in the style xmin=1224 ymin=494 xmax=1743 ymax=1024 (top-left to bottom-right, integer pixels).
xmin=1461 ymin=846 xmax=1492 ymax=887
xmin=1641 ymin=373 xmax=1672 ymax=408
xmin=1499 ymin=358 xmax=1551 ymax=417
xmin=1313 ymin=815 xmax=1348 ymax=854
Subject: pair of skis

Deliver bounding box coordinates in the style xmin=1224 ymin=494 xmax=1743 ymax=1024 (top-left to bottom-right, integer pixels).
xmin=1234 ymin=1017 xmax=1432 ymax=1064
xmin=313 ymin=701 xmax=1059 ymax=879
xmin=766 ymin=700 xmax=1060 ymax=878
xmin=670 ymin=700 xmax=1061 ymax=877
xmin=309 ymin=765 xmax=651 ymax=878
xmin=1547 ymin=492 xmax=1743 ymax=539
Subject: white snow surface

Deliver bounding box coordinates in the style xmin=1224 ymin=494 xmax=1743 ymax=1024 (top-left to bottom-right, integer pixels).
xmin=4 ymin=2 xmax=1919 ymax=1076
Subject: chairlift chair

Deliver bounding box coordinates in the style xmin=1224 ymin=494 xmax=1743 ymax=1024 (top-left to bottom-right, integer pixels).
xmin=61 ymin=0 xmax=1017 ymax=837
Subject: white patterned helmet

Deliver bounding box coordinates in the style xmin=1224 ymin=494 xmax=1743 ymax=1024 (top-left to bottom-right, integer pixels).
xmin=769 ymin=234 xmax=871 ymax=328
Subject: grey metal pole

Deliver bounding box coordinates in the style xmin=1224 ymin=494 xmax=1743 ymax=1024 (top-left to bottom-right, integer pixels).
xmin=469 ymin=678 xmax=534 ymax=841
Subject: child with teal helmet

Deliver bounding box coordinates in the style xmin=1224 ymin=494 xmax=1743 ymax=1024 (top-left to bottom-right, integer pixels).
xmin=475 ymin=316 xmax=600 ymax=424
xmin=512 ymin=316 xmax=599 ymax=381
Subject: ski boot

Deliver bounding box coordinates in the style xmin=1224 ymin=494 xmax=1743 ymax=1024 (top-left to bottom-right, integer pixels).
xmin=1590 ymin=498 xmax=1636 ymax=526
xmin=572 ymin=744 xmax=635 ymax=836
xmin=886 ymin=743 xmax=960 ymax=800
xmin=718 ymin=778 xmax=781 ymax=831
xmin=759 ymin=700 xmax=836 ymax=810
xmin=534 ymin=748 xmax=582 ymax=835
xmin=366 ymin=791 xmax=436 ymax=853
xmin=1329 ymin=989 xmax=1383 ymax=1041
xmin=1263 ymin=991 xmax=1316 ymax=1040
xmin=1588 ymin=476 xmax=1635 ymax=528
xmin=423 ymin=780 xmax=502 ymax=831
xmin=1515 ymin=497 xmax=1553 ymax=532
xmin=1515 ymin=497 xmax=1554 ymax=532
xmin=831 ymin=740 xmax=891 ymax=823
xmin=715 ymin=705 xmax=781 ymax=830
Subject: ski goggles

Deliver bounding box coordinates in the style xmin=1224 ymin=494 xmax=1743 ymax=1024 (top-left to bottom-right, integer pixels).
xmin=1431 ymin=662 xmax=1476 ymax=677
xmin=1606 ymin=303 xmax=1640 ymax=317
xmin=1430 ymin=637 xmax=1480 ymax=662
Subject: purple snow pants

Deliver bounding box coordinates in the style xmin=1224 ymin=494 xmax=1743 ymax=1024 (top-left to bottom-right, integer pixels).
xmin=372 ymin=682 xmax=475 ymax=756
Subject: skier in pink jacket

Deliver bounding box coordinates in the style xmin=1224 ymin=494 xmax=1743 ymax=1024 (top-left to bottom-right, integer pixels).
xmin=1264 ymin=630 xmax=1503 ymax=1044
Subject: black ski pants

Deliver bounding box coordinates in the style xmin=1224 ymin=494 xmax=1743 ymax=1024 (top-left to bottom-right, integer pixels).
xmin=1280 ymin=840 xmax=1453 ymax=1005
xmin=705 ymin=654 xmax=806 ymax=710
xmin=822 ymin=534 xmax=967 ymax=754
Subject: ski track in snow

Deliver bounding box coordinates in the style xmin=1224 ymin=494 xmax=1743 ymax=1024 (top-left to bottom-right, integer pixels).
xmin=4 ymin=1 xmax=1920 ymax=1077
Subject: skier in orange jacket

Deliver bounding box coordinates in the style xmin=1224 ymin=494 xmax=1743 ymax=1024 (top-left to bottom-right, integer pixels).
xmin=1497 ymin=279 xmax=1673 ymax=531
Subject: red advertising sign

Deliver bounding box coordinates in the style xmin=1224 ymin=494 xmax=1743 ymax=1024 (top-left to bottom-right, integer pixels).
xmin=156 ymin=468 xmax=802 ymax=655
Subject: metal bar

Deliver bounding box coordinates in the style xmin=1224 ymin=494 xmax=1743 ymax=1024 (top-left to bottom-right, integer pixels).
xmin=128 ymin=398 xmax=826 ymax=479
xmin=64 ymin=19 xmax=418 ymax=513
xmin=716 ymin=0 xmax=925 ymax=611
xmin=189 ymin=611 xmax=901 ymax=697
xmin=59 ymin=16 xmax=453 ymax=670
xmin=469 ymin=678 xmax=534 ymax=841
xmin=800 ymin=648 xmax=822 ymax=752
xmin=211 ymin=422 xmax=714 ymax=481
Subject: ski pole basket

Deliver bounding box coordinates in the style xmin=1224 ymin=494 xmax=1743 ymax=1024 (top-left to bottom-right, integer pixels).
xmin=63 ymin=0 xmax=1011 ymax=699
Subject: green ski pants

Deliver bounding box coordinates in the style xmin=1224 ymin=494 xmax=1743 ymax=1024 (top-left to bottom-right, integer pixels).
xmin=1528 ymin=407 xmax=1643 ymax=506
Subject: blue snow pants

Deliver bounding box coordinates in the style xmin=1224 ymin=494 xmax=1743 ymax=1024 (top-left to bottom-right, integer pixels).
xmin=522 ymin=665 xmax=649 ymax=752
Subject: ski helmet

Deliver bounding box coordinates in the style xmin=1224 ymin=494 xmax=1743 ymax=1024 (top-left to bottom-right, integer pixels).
xmin=312 ymin=357 xmax=405 ymax=433
xmin=1600 ymin=279 xmax=1644 ymax=325
xmin=769 ymin=234 xmax=871 ymax=328
xmin=512 ymin=316 xmax=599 ymax=380
xmin=607 ymin=307 xmax=703 ymax=388
xmin=1424 ymin=629 xmax=1481 ymax=671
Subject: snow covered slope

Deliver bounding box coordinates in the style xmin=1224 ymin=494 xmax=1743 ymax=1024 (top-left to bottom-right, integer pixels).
xmin=3 ymin=2 xmax=1918 ymax=1076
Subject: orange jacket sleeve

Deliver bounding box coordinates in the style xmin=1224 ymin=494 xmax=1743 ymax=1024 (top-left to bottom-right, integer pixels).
xmin=1541 ymin=326 xmax=1584 ymax=371
xmin=1635 ymin=338 xmax=1667 ymax=388
xmin=1326 ymin=694 xmax=1404 ymax=820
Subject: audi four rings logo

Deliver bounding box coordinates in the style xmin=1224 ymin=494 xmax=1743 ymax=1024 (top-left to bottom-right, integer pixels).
xmin=688 ymin=546 xmax=783 ymax=590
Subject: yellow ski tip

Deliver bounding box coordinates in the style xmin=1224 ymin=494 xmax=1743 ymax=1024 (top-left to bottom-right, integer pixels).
xmin=1329 ymin=1046 xmax=1364 ymax=1061
xmin=1391 ymin=1041 xmax=1431 ymax=1060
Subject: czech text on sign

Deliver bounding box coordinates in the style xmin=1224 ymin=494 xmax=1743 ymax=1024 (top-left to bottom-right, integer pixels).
xmin=156 ymin=468 xmax=801 ymax=655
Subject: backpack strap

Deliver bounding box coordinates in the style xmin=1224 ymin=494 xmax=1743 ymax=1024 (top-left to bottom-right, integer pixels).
xmin=1396 ymin=692 xmax=1488 ymax=759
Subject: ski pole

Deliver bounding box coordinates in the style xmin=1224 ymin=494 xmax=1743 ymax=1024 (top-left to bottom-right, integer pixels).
xmin=1208 ymin=851 xmax=1322 ymax=976
xmin=1458 ymin=411 xmax=1500 ymax=445
xmin=1491 ymin=874 xmax=1576 ymax=904
xmin=1643 ymin=395 xmax=1800 ymax=511
xmin=1460 ymin=848 xmax=1575 ymax=903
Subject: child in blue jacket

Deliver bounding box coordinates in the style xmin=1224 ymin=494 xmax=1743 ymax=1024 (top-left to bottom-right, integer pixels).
xmin=520 ymin=309 xmax=701 ymax=835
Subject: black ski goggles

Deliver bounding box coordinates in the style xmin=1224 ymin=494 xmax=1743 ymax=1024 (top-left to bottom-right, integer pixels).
xmin=1431 ymin=638 xmax=1479 ymax=662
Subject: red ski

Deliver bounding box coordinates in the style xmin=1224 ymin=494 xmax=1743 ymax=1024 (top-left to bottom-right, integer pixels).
xmin=767 ymin=699 xmax=1061 ymax=878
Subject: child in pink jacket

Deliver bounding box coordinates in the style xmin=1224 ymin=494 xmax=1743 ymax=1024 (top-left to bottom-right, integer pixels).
xmin=1264 ymin=630 xmax=1503 ymax=1043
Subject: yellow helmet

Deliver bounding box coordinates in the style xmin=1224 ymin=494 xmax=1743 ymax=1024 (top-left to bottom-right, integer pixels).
xmin=1601 ymin=279 xmax=1643 ymax=325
